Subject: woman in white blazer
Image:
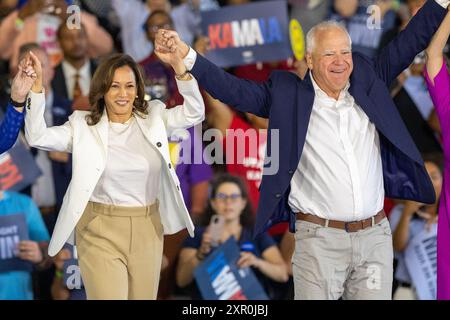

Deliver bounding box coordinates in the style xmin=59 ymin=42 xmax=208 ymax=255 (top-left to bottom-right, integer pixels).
xmin=23 ymin=48 xmax=204 ymax=299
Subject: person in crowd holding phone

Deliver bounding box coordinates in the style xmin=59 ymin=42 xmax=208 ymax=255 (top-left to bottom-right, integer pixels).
xmin=176 ymin=174 xmax=288 ymax=299
xmin=21 ymin=44 xmax=205 ymax=299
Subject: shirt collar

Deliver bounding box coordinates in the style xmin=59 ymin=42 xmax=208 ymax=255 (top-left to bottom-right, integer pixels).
xmin=62 ymin=60 xmax=91 ymax=79
xmin=309 ymin=72 xmax=350 ymax=101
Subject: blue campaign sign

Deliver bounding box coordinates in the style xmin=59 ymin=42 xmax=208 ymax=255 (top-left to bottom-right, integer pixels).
xmin=0 ymin=213 xmax=33 ymax=272
xmin=0 ymin=141 xmax=41 ymax=192
xmin=62 ymin=244 xmax=85 ymax=291
xmin=194 ymin=237 xmax=269 ymax=300
xmin=201 ymin=0 xmax=292 ymax=68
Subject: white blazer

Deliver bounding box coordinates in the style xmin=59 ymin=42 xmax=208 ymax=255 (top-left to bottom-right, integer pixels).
xmin=25 ymin=78 xmax=205 ymax=257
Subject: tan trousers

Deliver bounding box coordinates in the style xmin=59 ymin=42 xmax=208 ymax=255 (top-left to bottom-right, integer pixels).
xmin=75 ymin=201 xmax=164 ymax=300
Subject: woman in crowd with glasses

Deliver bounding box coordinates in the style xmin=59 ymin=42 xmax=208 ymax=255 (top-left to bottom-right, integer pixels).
xmin=176 ymin=174 xmax=288 ymax=299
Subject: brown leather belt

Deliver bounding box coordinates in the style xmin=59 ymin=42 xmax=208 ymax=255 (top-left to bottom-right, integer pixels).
xmin=296 ymin=210 xmax=386 ymax=232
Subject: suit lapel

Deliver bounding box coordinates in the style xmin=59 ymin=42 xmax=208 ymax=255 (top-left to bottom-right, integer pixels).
xmin=349 ymin=78 xmax=422 ymax=164
xmin=53 ymin=64 xmax=69 ymax=100
xmin=296 ymin=72 xmax=315 ymax=161
xmin=134 ymin=113 xmax=169 ymax=161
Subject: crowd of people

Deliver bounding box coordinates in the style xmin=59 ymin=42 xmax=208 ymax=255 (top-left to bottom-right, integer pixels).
xmin=0 ymin=0 xmax=449 ymax=300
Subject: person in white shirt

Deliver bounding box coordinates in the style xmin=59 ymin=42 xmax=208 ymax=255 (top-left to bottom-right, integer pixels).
xmin=21 ymin=45 xmax=205 ymax=299
xmin=154 ymin=0 xmax=450 ymax=300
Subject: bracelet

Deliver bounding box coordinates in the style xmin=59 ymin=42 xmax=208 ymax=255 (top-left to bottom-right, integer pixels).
xmin=9 ymin=97 xmax=26 ymax=108
xmin=175 ymin=69 xmax=191 ymax=80
xmin=15 ymin=17 xmax=24 ymax=31
xmin=55 ymin=270 xmax=64 ymax=279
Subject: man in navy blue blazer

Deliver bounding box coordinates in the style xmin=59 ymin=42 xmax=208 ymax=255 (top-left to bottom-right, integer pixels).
xmin=156 ymin=0 xmax=449 ymax=299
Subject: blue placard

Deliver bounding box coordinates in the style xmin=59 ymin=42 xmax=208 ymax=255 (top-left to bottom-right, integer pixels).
xmin=0 ymin=213 xmax=33 ymax=272
xmin=194 ymin=237 xmax=269 ymax=300
xmin=201 ymin=0 xmax=292 ymax=68
xmin=62 ymin=244 xmax=85 ymax=290
xmin=0 ymin=142 xmax=41 ymax=191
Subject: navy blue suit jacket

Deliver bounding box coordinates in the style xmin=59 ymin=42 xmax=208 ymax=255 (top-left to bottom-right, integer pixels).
xmin=190 ymin=0 xmax=447 ymax=236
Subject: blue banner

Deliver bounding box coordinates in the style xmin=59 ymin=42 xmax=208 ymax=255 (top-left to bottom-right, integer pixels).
xmin=201 ymin=0 xmax=292 ymax=68
xmin=0 ymin=213 xmax=33 ymax=272
xmin=194 ymin=237 xmax=268 ymax=300
xmin=0 ymin=142 xmax=41 ymax=191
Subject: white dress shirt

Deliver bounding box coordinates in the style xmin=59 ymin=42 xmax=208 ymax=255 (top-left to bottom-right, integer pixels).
xmin=90 ymin=116 xmax=163 ymax=206
xmin=436 ymin=0 xmax=450 ymax=8
xmin=62 ymin=60 xmax=91 ymax=100
xmin=183 ymin=48 xmax=384 ymax=221
xmin=288 ymin=75 xmax=385 ymax=221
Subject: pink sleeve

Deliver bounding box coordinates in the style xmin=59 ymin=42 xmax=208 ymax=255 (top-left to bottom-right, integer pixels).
xmin=424 ymin=60 xmax=450 ymax=119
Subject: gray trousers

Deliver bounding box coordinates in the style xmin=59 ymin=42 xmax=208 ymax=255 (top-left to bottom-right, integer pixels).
xmin=292 ymin=218 xmax=393 ymax=300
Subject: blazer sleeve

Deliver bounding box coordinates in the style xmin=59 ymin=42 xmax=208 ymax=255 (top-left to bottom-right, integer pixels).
xmin=190 ymin=53 xmax=272 ymax=119
xmin=0 ymin=103 xmax=25 ymax=154
xmin=160 ymin=76 xmax=205 ymax=134
xmin=25 ymin=91 xmax=74 ymax=153
xmin=373 ymin=0 xmax=447 ymax=87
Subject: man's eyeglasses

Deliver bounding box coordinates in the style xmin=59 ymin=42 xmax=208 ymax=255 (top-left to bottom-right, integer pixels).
xmin=214 ymin=193 xmax=242 ymax=202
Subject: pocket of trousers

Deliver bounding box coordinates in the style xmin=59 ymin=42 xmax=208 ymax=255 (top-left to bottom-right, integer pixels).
xmin=377 ymin=219 xmax=392 ymax=236
xmin=76 ymin=211 xmax=101 ymax=235
xmin=294 ymin=220 xmax=320 ymax=241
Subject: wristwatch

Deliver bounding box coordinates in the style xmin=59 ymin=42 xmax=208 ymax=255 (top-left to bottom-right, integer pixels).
xmin=175 ymin=69 xmax=191 ymax=81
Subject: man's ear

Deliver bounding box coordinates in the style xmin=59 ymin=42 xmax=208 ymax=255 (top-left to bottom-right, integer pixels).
xmin=306 ymin=52 xmax=313 ymax=70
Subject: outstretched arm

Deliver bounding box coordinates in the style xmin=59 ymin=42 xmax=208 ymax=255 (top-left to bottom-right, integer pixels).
xmin=154 ymin=37 xmax=205 ymax=132
xmin=374 ymin=0 xmax=448 ymax=87
xmin=424 ymin=9 xmax=450 ymax=134
xmin=156 ymin=30 xmax=272 ymax=118
xmin=426 ymin=8 xmax=450 ymax=81
xmin=24 ymin=52 xmax=73 ymax=153
xmin=0 ymin=55 xmax=37 ymax=154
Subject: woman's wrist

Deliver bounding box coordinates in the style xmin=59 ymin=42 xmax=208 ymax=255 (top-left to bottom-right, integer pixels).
xmin=31 ymin=82 xmax=43 ymax=93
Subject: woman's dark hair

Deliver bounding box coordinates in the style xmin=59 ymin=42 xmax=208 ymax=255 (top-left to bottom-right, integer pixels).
xmin=86 ymin=53 xmax=148 ymax=125
xmin=200 ymin=174 xmax=255 ymax=228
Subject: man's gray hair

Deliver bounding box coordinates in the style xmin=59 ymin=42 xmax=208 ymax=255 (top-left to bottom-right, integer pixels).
xmin=306 ymin=21 xmax=352 ymax=54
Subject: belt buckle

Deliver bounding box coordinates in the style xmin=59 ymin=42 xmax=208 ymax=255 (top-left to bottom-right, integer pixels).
xmin=344 ymin=222 xmax=350 ymax=233
xmin=344 ymin=221 xmax=356 ymax=233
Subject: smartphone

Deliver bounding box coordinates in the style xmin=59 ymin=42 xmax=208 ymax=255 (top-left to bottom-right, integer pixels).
xmin=208 ymin=214 xmax=225 ymax=247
